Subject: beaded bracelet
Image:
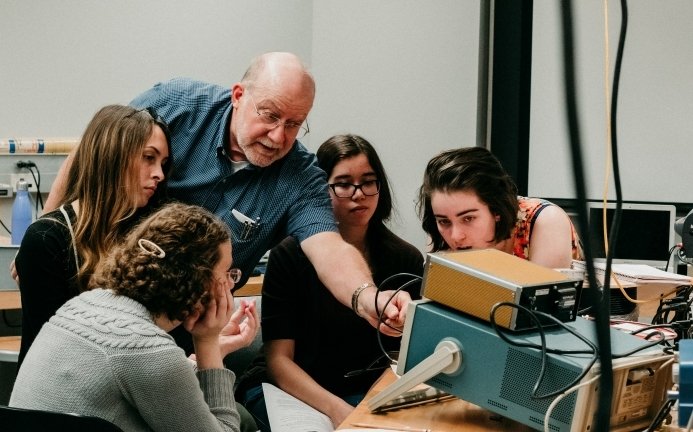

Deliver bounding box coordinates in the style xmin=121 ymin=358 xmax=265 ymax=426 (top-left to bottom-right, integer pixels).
xmin=351 ymin=282 xmax=375 ymax=318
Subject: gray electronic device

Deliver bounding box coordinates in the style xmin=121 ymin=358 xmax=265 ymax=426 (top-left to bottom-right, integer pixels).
xmin=369 ymin=300 xmax=673 ymax=432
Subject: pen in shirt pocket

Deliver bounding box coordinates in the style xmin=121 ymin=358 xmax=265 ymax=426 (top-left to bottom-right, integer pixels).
xmin=232 ymin=209 xmax=260 ymax=240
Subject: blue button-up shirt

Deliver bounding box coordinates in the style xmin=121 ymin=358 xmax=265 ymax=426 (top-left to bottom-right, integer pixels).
xmin=131 ymin=78 xmax=337 ymax=286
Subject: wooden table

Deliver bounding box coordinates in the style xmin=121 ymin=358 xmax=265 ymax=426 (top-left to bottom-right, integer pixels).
xmin=234 ymin=275 xmax=263 ymax=297
xmin=0 ymin=336 xmax=20 ymax=362
xmin=337 ymin=369 xmax=533 ymax=431
xmin=0 ymin=290 xmax=21 ymax=310
xmin=0 ymin=290 xmax=21 ymax=362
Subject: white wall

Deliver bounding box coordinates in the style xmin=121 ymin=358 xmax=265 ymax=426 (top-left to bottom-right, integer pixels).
xmin=529 ymin=0 xmax=693 ymax=204
xmin=0 ymin=0 xmax=313 ymax=136
xmin=0 ymin=0 xmax=481 ymax=251
xmin=309 ymin=1 xmax=480 ymax=250
xmin=0 ymin=0 xmax=314 ymax=240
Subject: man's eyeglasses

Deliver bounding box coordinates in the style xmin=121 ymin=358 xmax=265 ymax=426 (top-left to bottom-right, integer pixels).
xmin=248 ymin=93 xmax=310 ymax=139
xmin=329 ymin=180 xmax=381 ymax=198
xmin=227 ymin=268 xmax=242 ymax=284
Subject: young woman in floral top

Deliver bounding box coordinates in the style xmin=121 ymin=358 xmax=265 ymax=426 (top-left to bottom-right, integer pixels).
xmin=417 ymin=147 xmax=582 ymax=268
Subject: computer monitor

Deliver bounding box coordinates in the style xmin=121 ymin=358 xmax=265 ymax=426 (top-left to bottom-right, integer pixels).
xmin=586 ymin=202 xmax=676 ymax=270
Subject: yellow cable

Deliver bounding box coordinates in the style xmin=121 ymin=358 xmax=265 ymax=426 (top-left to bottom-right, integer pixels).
xmin=598 ymin=1 xmax=658 ymax=305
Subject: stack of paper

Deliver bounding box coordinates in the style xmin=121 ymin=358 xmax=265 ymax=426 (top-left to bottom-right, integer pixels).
xmin=263 ymin=383 xmax=334 ymax=432
xmin=572 ymin=261 xmax=692 ymax=285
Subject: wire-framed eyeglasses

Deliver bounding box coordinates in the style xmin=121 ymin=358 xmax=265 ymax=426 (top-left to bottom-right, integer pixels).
xmin=248 ymin=92 xmax=310 ymax=139
xmin=328 ymin=180 xmax=381 ymax=198
xmin=226 ymin=268 xmax=242 ymax=284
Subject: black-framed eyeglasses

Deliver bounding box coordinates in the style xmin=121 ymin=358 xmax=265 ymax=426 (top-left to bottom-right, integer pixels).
xmin=247 ymin=92 xmax=310 ymax=139
xmin=328 ymin=180 xmax=380 ymax=198
xmin=227 ymin=268 xmax=242 ymax=284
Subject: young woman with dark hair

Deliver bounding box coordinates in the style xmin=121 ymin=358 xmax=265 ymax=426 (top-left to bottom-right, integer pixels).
xmin=239 ymin=134 xmax=423 ymax=430
xmin=417 ymin=147 xmax=582 ymax=268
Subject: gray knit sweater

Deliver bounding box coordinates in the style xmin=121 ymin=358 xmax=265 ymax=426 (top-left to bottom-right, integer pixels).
xmin=10 ymin=289 xmax=241 ymax=432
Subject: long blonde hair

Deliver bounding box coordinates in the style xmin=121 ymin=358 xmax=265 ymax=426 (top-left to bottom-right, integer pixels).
xmin=62 ymin=105 xmax=172 ymax=291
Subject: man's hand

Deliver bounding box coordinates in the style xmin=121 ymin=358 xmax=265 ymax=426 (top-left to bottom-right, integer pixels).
xmin=358 ymin=288 xmax=411 ymax=336
xmin=219 ymin=298 xmax=259 ymax=356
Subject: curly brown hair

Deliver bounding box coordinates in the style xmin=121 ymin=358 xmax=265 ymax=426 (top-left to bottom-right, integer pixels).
xmin=89 ymin=202 xmax=230 ymax=322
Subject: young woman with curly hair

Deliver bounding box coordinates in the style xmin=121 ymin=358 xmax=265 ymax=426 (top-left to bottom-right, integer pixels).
xmin=11 ymin=203 xmax=242 ymax=432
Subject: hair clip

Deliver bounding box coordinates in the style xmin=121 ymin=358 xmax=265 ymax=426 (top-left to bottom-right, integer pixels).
xmin=138 ymin=238 xmax=166 ymax=258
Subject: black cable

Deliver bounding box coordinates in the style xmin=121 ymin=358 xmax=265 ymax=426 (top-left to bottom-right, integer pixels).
xmin=490 ymin=302 xmax=599 ymax=400
xmin=373 ymin=273 xmax=423 ymax=364
xmin=28 ymin=165 xmax=44 ymax=211
xmin=651 ymin=285 xmax=693 ymax=326
xmin=559 ymin=2 xmax=613 ymax=428
xmin=491 ymin=301 xmax=668 ymax=404
xmin=0 ymin=219 xmax=11 ymax=235
xmin=665 ymin=244 xmax=678 ymax=272
xmin=15 ymin=160 xmax=44 ymax=214
xmin=373 ymin=273 xmax=422 ymax=324
xmin=645 ymin=398 xmax=676 ymax=432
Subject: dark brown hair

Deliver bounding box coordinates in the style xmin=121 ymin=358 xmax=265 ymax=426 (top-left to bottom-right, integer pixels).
xmin=417 ymin=147 xmax=519 ymax=251
xmin=316 ymin=134 xmax=393 ymax=236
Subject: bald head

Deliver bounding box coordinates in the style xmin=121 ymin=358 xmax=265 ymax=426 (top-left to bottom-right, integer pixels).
xmin=242 ymin=52 xmax=315 ymax=100
xmin=229 ymin=52 xmax=315 ymax=167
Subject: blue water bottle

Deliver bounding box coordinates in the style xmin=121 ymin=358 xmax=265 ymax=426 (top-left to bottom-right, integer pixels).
xmin=11 ymin=178 xmax=32 ymax=245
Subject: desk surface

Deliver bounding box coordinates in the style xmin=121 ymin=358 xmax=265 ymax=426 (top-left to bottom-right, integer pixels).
xmin=0 ymin=336 xmax=20 ymax=362
xmin=0 ymin=275 xmax=263 ymax=307
xmin=0 ymin=290 xmax=21 ymax=310
xmin=0 ymin=291 xmax=21 ymax=362
xmin=234 ymin=275 xmax=263 ymax=297
xmin=337 ymin=369 xmax=533 ymax=431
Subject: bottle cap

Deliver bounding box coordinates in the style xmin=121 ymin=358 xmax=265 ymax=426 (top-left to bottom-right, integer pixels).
xmin=16 ymin=178 xmax=28 ymax=191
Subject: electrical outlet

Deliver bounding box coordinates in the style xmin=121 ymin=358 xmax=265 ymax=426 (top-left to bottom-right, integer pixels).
xmin=10 ymin=173 xmax=37 ymax=192
xmin=0 ymin=183 xmax=12 ymax=198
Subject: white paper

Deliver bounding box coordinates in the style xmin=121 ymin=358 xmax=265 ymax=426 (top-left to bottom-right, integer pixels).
xmin=572 ymin=261 xmax=692 ymax=285
xmin=262 ymin=382 xmax=334 ymax=432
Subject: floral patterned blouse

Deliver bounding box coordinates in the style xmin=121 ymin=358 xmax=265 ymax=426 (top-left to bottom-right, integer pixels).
xmin=511 ymin=197 xmax=583 ymax=261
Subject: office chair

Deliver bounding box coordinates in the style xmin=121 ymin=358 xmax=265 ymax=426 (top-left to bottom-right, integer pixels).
xmin=0 ymin=404 xmax=124 ymax=432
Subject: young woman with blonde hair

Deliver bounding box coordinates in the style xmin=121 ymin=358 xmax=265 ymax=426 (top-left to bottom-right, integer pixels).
xmin=15 ymin=104 xmax=172 ymax=366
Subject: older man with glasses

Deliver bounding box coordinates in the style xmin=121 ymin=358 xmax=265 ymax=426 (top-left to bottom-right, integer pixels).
xmin=44 ymin=52 xmax=410 ymax=355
